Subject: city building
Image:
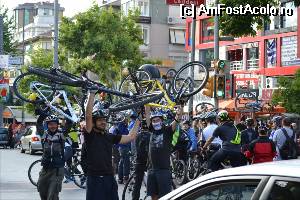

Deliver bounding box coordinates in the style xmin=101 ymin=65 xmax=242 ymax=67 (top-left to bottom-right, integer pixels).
xmin=185 ymin=0 xmax=299 ymax=102
xmin=13 ymin=1 xmax=64 ymax=56
xmin=99 ymin=0 xmax=189 ymax=70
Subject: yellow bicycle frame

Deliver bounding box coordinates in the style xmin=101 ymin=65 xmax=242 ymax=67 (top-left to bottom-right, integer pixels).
xmin=143 ymin=79 xmax=177 ymax=110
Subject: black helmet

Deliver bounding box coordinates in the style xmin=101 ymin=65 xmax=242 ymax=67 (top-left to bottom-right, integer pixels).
xmin=44 ymin=115 xmax=59 ymax=124
xmin=182 ymin=120 xmax=190 ymax=126
xmin=92 ymin=110 xmax=107 ymax=119
xmin=246 ymin=118 xmax=254 ymax=126
xmin=139 ymin=64 xmax=161 ymax=79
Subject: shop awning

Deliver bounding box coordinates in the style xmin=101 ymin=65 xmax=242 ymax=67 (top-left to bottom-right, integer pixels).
xmin=3 ymin=106 xmax=37 ymax=123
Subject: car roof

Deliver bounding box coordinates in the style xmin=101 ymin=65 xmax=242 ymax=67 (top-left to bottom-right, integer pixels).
xmin=162 ymin=160 xmax=300 ymax=199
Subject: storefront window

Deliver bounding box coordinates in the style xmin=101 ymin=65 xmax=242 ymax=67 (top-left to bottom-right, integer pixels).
xmin=281 ymin=36 xmax=300 ymax=66
xmin=202 ymin=18 xmax=214 ymax=43
xmin=266 ymin=39 xmax=276 ymax=67
xmin=200 ymin=49 xmax=214 ymax=67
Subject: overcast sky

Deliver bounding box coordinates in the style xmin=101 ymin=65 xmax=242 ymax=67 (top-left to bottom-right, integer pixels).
xmin=1 ymin=0 xmax=96 ymax=17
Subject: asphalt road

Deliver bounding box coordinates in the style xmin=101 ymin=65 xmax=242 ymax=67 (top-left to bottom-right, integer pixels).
xmin=0 ymin=148 xmax=128 ymax=200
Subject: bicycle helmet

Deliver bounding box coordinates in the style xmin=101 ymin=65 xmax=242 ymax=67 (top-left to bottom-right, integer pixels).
xmin=182 ymin=120 xmax=190 ymax=126
xmin=92 ymin=110 xmax=107 ymax=119
xmin=245 ymin=118 xmax=254 ymax=127
xmin=204 ymin=111 xmax=217 ymax=119
xmin=44 ymin=115 xmax=59 ymax=124
xmin=139 ymin=64 xmax=161 ymax=79
xmin=129 ymin=110 xmax=138 ymax=119
xmin=271 ymin=116 xmax=282 ymax=127
xmin=150 ymin=111 xmax=164 ymax=120
xmin=217 ymin=110 xmax=230 ymax=121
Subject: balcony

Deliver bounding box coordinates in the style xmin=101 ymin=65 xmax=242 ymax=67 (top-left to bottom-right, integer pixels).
xmin=230 ymin=60 xmax=243 ymax=71
xmin=247 ymin=59 xmax=259 ymax=70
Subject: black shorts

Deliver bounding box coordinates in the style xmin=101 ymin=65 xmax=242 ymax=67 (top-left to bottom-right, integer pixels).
xmin=147 ymin=169 xmax=172 ymax=198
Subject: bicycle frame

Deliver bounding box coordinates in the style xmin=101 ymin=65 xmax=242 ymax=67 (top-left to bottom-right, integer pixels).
xmin=32 ymin=82 xmax=80 ymax=123
xmin=144 ymin=80 xmax=177 ymax=110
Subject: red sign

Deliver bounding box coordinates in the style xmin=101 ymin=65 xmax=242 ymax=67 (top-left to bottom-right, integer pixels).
xmin=262 ymin=89 xmax=275 ymax=101
xmin=166 ymin=0 xmax=204 ymax=6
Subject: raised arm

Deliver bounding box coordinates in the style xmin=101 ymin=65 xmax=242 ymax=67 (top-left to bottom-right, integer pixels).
xmin=145 ymin=105 xmax=151 ymax=128
xmin=85 ymin=91 xmax=96 ymax=133
xmin=171 ymin=105 xmax=183 ymax=132
xmin=119 ymin=119 xmax=141 ymax=144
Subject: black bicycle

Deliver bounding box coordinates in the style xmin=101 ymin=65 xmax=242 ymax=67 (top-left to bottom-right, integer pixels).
xmin=28 ymin=149 xmax=86 ymax=189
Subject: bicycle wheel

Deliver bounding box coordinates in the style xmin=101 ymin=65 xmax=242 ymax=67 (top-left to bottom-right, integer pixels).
xmin=173 ymin=160 xmax=187 ymax=185
xmin=72 ymin=163 xmax=87 ymax=189
xmin=13 ymin=72 xmax=56 ymax=103
xmin=109 ymin=92 xmax=164 ymax=112
xmin=122 ymin=173 xmax=149 ymax=200
xmin=119 ymin=70 xmax=152 ymax=95
xmin=172 ymin=61 xmax=209 ymax=98
xmin=186 ymin=158 xmax=200 ymax=182
xmin=28 ymin=159 xmax=42 ymax=187
xmin=195 ymin=102 xmax=215 ymax=114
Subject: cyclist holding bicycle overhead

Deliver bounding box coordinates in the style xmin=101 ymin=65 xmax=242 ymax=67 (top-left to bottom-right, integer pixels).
xmin=145 ymin=104 xmax=183 ymax=200
xmin=202 ymin=110 xmax=244 ymax=172
xmin=84 ymin=88 xmax=140 ymax=200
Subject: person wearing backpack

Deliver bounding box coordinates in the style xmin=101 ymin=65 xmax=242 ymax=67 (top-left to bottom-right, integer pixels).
xmin=37 ymin=115 xmax=65 ymax=200
xmin=273 ymin=117 xmax=297 ymax=160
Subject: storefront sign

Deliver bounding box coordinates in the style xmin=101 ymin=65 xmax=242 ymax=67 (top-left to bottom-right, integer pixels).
xmin=261 ymin=88 xmax=275 ymax=101
xmin=281 ymin=36 xmax=300 ymax=66
xmin=166 ymin=0 xmax=204 ymax=6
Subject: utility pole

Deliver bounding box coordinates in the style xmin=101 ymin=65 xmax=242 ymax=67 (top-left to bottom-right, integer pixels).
xmin=0 ymin=15 xmax=3 ymax=127
xmin=213 ymin=0 xmax=219 ymax=109
xmin=53 ymin=0 xmax=59 ymax=69
xmin=22 ymin=8 xmax=25 ymax=124
xmin=188 ymin=19 xmax=196 ymax=119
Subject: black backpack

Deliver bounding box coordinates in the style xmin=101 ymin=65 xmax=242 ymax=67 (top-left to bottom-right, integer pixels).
xmin=279 ymin=128 xmax=298 ymax=160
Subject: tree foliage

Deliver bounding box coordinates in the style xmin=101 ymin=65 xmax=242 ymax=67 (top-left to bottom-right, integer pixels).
xmin=272 ymin=70 xmax=300 ymax=114
xmin=59 ymin=5 xmax=144 ymax=83
xmin=219 ymin=0 xmax=298 ymax=37
xmin=0 ymin=6 xmax=16 ymax=54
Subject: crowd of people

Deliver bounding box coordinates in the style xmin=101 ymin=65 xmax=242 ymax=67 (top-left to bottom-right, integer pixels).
xmin=15 ymin=89 xmax=298 ymax=200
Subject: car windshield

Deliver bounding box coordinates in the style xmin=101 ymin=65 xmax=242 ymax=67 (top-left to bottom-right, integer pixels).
xmin=0 ymin=128 xmax=8 ymax=134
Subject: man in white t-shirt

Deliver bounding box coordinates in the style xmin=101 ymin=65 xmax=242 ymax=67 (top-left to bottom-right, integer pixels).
xmin=202 ymin=112 xmax=222 ymax=148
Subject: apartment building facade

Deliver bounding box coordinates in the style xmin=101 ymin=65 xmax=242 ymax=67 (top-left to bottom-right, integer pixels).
xmin=100 ymin=0 xmax=189 ymax=70
xmin=185 ymin=0 xmax=299 ymax=102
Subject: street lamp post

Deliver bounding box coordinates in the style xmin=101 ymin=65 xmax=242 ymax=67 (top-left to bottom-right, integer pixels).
xmin=213 ymin=0 xmax=219 ymax=109
xmin=188 ymin=19 xmax=196 ymax=119
xmin=21 ymin=8 xmax=25 ymax=124
xmin=53 ymin=0 xmax=59 ymax=69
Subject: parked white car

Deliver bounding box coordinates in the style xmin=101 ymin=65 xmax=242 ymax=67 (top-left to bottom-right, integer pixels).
xmin=161 ymin=159 xmax=300 ymax=200
xmin=20 ymin=126 xmax=43 ymax=155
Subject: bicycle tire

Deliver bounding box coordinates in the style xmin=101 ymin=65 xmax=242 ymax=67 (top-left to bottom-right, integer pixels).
xmin=28 ymin=159 xmax=42 ymax=187
xmin=172 ymin=61 xmax=209 ymax=98
xmin=122 ymin=173 xmax=135 ymax=200
xmin=186 ymin=158 xmax=200 ymax=182
xmin=13 ymin=72 xmax=56 ymax=103
xmin=195 ymin=102 xmax=215 ymax=113
xmin=173 ymin=159 xmax=187 ymax=185
xmin=119 ymin=70 xmax=152 ymax=95
xmin=109 ymin=92 xmax=164 ymax=113
xmin=28 ymin=67 xmax=85 ymax=87
xmin=72 ymin=163 xmax=87 ymax=189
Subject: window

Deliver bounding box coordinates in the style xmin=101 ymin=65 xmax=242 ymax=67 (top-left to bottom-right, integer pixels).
xmin=42 ymin=42 xmax=52 ymax=50
xmin=268 ymin=180 xmax=300 ymax=200
xmin=200 ymin=49 xmax=214 ymax=68
xmin=138 ymin=0 xmax=149 ymax=16
xmin=281 ymin=1 xmax=297 ymax=28
xmin=24 ymin=9 xmax=30 ymax=26
xmin=142 ymin=26 xmax=149 ymax=45
xmin=266 ymin=39 xmax=276 ymax=67
xmin=202 ymin=18 xmax=214 ymax=43
xmin=169 ymin=29 xmax=185 ymax=45
xmin=182 ymin=181 xmax=260 ymax=200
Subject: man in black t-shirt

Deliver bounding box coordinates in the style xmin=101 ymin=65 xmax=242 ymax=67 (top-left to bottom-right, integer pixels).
xmin=145 ymin=105 xmax=183 ymax=200
xmin=85 ymin=89 xmax=140 ymax=200
xmin=203 ymin=110 xmax=244 ymax=171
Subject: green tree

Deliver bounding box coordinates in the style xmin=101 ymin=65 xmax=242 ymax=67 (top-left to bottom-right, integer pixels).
xmin=0 ymin=6 xmax=16 ymax=54
xmin=218 ymin=0 xmax=299 ymax=37
xmin=59 ymin=5 xmax=144 ymax=84
xmin=272 ymin=69 xmax=300 ymax=114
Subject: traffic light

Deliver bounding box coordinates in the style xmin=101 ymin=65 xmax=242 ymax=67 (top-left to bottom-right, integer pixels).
xmin=202 ymin=76 xmax=214 ymax=97
xmin=216 ymin=75 xmax=226 ymax=99
xmin=213 ymin=59 xmax=228 ymax=73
